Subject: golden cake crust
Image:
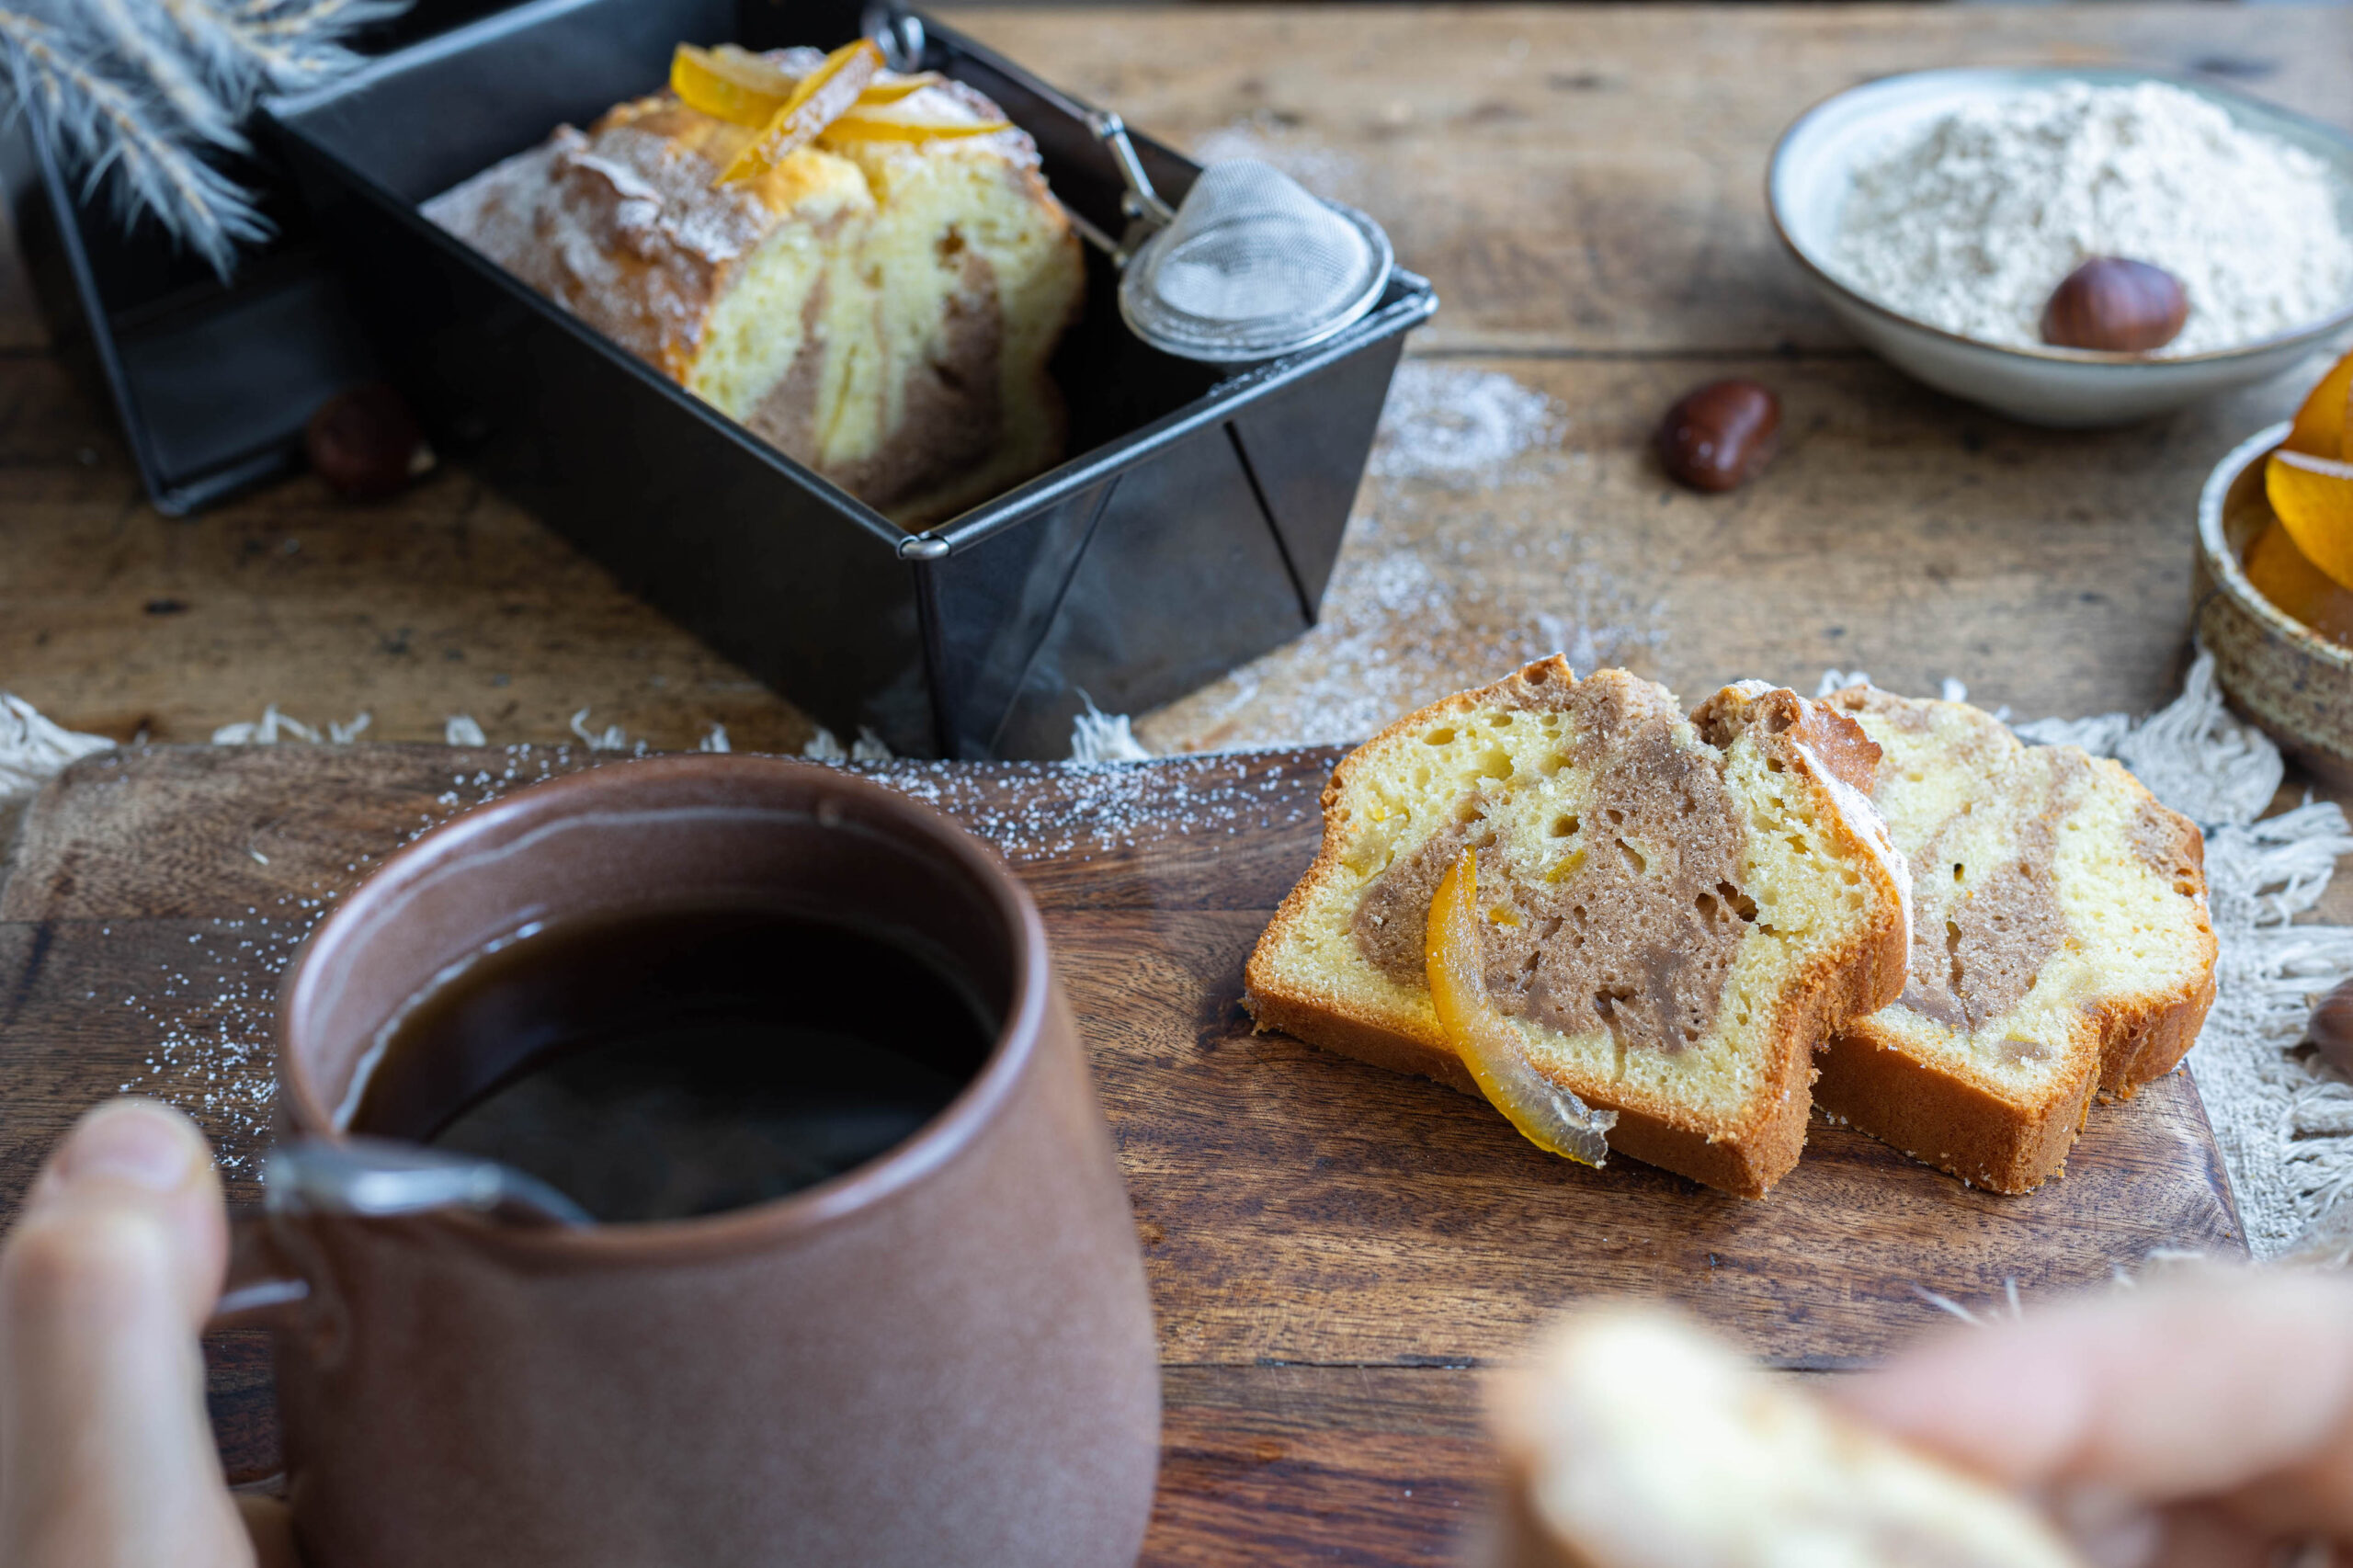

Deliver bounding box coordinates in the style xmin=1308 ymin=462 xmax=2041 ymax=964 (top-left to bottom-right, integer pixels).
xmin=1244 ymin=660 xmax=1912 ymax=1199
xmin=423 ymin=56 xmax=1081 ymax=525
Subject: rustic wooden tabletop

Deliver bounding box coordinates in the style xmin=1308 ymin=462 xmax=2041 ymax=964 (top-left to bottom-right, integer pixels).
xmin=2 ymin=5 xmax=2350 ymax=1562
xmin=4 ymin=6 xmax=2347 ymax=759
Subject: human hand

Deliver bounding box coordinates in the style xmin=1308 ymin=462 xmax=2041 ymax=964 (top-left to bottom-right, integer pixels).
xmin=0 ymin=1099 xmax=293 ymax=1568
xmin=1844 ymin=1267 xmax=2353 ymax=1568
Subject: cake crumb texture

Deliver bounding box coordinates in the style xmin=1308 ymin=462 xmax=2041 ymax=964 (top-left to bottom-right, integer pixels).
xmin=1816 ymin=686 xmax=2217 ymax=1193
xmin=424 ymin=51 xmax=1083 ymax=526
xmin=1485 ymin=1305 xmax=2088 ymax=1568
xmin=1245 ymin=660 xmax=1911 ymax=1198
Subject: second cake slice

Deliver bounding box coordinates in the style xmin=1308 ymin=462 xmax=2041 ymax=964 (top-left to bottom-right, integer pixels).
xmin=1245 ymin=661 xmax=1913 ymax=1197
xmin=1815 ymin=687 xmax=2217 ymax=1193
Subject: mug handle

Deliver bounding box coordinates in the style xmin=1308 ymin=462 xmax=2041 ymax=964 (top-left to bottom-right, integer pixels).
xmin=210 ymin=1210 xmax=310 ymax=1332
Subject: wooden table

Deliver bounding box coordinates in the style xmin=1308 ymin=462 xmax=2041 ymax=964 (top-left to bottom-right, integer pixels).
xmin=3 ymin=6 xmax=2347 ymax=755
xmin=1 ymin=6 xmax=2349 ymax=1562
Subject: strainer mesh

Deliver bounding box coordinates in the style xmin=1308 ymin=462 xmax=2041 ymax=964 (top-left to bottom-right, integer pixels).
xmin=1123 ymin=160 xmax=1388 ymax=358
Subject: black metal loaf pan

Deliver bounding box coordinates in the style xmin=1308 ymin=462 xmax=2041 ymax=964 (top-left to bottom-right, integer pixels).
xmin=262 ymin=0 xmax=1435 ymax=757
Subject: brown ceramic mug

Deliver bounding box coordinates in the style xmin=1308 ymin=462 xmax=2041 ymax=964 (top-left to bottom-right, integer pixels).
xmin=220 ymin=755 xmax=1160 ymax=1567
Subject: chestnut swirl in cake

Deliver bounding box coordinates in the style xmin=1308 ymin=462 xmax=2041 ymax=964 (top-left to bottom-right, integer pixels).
xmin=423 ymin=48 xmax=1084 ymax=527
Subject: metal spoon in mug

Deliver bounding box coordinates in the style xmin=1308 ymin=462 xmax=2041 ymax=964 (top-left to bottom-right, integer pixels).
xmin=265 ymin=1135 xmax=593 ymax=1226
xmin=215 ymin=1137 xmax=590 ymax=1319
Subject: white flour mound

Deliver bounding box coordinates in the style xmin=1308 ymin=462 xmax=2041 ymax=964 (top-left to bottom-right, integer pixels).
xmin=1835 ymin=80 xmax=2353 ymax=356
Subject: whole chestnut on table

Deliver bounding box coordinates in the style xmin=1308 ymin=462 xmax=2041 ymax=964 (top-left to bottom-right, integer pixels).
xmin=305 ymin=382 xmax=434 ymax=499
xmin=1656 ymin=380 xmax=1780 ymax=493
xmin=2040 ymin=257 xmax=2188 ymax=353
xmin=2309 ymin=976 xmax=2353 ymax=1079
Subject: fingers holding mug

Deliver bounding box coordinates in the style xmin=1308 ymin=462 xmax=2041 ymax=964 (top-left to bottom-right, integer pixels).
xmin=0 ymin=1099 xmax=254 ymax=1568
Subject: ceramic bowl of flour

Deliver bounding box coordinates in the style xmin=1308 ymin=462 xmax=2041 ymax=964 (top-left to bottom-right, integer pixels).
xmin=1769 ymin=68 xmax=2353 ymax=427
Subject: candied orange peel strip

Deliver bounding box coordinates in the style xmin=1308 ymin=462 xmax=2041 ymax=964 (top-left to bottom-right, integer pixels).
xmin=821 ymin=100 xmax=1012 ymax=142
xmin=717 ymin=39 xmax=882 ymax=184
xmin=2268 ymin=447 xmax=2353 ymax=593
xmin=1426 ymin=849 xmax=1617 ymax=1167
xmin=671 ymin=43 xmax=799 ymax=127
xmin=2286 ymin=348 xmax=2353 ymax=462
xmin=856 ymin=73 xmax=947 ymax=104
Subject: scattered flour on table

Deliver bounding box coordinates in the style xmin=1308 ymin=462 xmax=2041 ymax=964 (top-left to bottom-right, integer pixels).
xmin=1139 ymin=362 xmax=1659 ymax=751
xmin=1140 ymin=520 xmax=1666 ymax=753
xmin=1835 ymin=80 xmax=2353 ymax=355
xmin=1370 ymin=361 xmax=1566 ymax=483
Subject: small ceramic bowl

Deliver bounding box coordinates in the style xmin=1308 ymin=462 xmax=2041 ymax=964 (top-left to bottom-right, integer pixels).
xmin=1768 ymin=68 xmax=2353 ymax=428
xmin=2193 ymin=421 xmax=2353 ymax=785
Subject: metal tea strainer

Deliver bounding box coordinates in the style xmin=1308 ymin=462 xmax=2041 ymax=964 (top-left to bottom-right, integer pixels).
xmin=861 ymin=8 xmax=1392 ymax=365
xmin=1091 ymin=119 xmax=1394 ymax=364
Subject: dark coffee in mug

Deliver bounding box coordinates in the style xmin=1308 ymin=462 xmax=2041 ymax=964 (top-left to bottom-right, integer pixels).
xmin=346 ymin=903 xmax=998 ymax=1222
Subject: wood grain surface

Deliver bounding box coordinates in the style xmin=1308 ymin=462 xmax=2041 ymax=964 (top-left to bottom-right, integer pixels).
xmin=963 ymin=5 xmax=2353 ymax=355
xmin=0 ymin=6 xmax=2340 ymax=1561
xmin=0 ymin=6 xmax=2346 ymax=765
xmin=0 ymin=744 xmax=2244 ymax=1560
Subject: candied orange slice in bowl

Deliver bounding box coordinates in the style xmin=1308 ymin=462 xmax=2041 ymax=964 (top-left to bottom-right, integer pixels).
xmin=2286 ymin=347 xmax=2353 ymax=462
xmin=1425 ymin=849 xmax=1617 ymax=1167
xmin=717 ymin=39 xmax=882 ymax=184
xmin=2268 ymin=447 xmax=2353 ymax=593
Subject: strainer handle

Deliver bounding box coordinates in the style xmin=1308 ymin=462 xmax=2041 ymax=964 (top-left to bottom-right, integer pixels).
xmin=1088 ymin=112 xmax=1176 ymax=231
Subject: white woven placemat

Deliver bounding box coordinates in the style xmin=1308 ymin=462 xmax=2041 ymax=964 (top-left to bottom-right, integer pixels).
xmin=2007 ymin=654 xmax=2353 ymax=1261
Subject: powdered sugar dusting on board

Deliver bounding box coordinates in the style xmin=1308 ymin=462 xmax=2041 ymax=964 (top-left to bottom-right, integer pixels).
xmin=109 ymin=745 xmax=593 ymax=1169
xmin=103 ymin=746 xmax=1328 ymax=1164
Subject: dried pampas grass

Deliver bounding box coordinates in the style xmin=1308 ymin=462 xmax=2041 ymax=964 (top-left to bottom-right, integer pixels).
xmin=0 ymin=0 xmax=404 ymax=275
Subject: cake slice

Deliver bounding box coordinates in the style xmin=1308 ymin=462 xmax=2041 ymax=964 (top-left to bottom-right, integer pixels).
xmin=423 ymin=49 xmax=1083 ymax=526
xmin=1814 ymin=686 xmax=2217 ymax=1193
xmin=1243 ymin=661 xmax=1912 ymax=1198
xmin=1484 ymin=1305 xmax=2087 ymax=1568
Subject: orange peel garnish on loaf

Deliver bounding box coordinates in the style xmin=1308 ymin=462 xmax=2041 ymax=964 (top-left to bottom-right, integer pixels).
xmin=716 ymin=39 xmax=881 ymax=183
xmin=670 ymin=43 xmax=799 ymax=127
xmin=822 ymin=100 xmax=1012 ymax=143
xmin=1426 ymin=848 xmax=1618 ymax=1167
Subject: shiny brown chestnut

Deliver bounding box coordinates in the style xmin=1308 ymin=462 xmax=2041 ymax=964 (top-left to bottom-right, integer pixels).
xmin=2310 ymin=977 xmax=2353 ymax=1078
xmin=1657 ymin=380 xmax=1780 ymax=493
xmin=305 ymin=382 xmax=434 ymax=499
xmin=2040 ymin=257 xmax=2188 ymax=354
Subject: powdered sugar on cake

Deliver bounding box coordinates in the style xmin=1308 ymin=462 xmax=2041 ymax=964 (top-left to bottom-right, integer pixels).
xmin=1834 ymin=80 xmax=2353 ymax=355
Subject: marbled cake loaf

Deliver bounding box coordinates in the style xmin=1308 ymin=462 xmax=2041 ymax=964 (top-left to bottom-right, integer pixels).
xmin=424 ymin=50 xmax=1083 ymax=526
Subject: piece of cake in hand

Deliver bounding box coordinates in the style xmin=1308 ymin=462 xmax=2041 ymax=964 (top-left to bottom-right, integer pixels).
xmin=1814 ymin=687 xmax=2216 ymax=1194
xmin=423 ymin=45 xmax=1084 ymax=527
xmin=1483 ymin=1304 xmax=2088 ymax=1568
xmin=1243 ymin=661 xmax=1913 ymax=1198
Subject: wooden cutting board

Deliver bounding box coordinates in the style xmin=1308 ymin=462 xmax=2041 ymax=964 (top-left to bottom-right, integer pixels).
xmin=0 ymin=744 xmax=2245 ymax=1563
